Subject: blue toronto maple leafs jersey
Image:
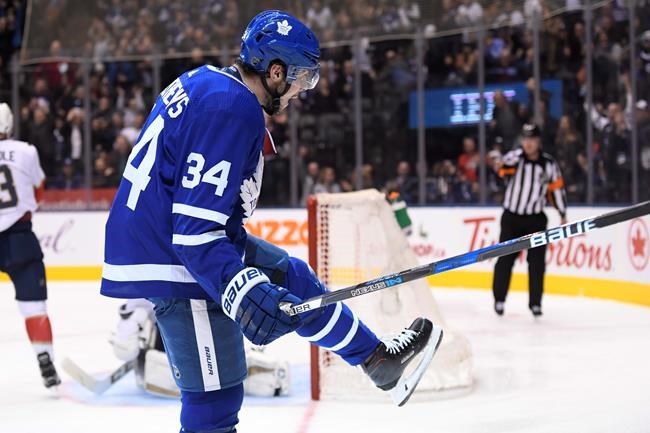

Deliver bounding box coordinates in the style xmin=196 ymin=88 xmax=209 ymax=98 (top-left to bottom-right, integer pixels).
xmin=100 ymin=65 xmax=265 ymax=302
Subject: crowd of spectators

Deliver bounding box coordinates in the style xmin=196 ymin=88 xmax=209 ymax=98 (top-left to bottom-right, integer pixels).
xmin=4 ymin=0 xmax=650 ymax=206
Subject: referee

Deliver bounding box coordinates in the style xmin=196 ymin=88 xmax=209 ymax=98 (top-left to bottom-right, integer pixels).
xmin=492 ymin=124 xmax=568 ymax=317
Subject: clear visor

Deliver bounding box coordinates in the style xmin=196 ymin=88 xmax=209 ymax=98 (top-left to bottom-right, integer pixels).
xmin=286 ymin=65 xmax=320 ymax=90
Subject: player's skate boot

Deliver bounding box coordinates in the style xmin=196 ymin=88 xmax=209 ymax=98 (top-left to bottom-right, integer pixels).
xmin=361 ymin=317 xmax=443 ymax=406
xmin=530 ymin=305 xmax=543 ymax=317
xmin=37 ymin=352 xmax=61 ymax=388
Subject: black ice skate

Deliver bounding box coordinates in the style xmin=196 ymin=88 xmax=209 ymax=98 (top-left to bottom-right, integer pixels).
xmin=37 ymin=352 xmax=61 ymax=388
xmin=361 ymin=317 xmax=443 ymax=406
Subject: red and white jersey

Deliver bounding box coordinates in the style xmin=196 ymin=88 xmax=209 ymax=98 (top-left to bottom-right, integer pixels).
xmin=0 ymin=139 xmax=45 ymax=232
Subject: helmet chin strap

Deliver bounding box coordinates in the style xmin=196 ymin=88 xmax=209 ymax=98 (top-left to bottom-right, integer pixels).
xmin=261 ymin=74 xmax=291 ymax=116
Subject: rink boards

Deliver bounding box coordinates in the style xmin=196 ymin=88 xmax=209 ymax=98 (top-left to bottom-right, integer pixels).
xmin=1 ymin=207 xmax=648 ymax=306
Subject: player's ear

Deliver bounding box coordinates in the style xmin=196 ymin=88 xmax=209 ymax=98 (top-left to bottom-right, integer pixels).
xmin=267 ymin=63 xmax=285 ymax=86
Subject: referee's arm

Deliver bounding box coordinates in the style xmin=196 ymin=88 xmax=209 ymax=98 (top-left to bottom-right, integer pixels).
xmin=547 ymin=159 xmax=568 ymax=223
xmin=496 ymin=150 xmax=520 ymax=178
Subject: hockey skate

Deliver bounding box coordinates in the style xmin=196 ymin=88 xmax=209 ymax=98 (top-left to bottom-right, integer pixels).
xmin=361 ymin=317 xmax=443 ymax=406
xmin=37 ymin=352 xmax=61 ymax=388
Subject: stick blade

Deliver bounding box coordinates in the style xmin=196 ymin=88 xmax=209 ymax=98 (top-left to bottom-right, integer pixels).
xmin=61 ymin=357 xmax=110 ymax=395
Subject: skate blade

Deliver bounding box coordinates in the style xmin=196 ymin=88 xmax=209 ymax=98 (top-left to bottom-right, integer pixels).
xmin=389 ymin=325 xmax=443 ymax=407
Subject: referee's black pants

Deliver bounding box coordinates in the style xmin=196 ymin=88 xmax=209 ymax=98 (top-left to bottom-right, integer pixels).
xmin=492 ymin=210 xmax=548 ymax=308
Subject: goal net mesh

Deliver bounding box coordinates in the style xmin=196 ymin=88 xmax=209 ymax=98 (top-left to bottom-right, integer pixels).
xmin=309 ymin=189 xmax=473 ymax=401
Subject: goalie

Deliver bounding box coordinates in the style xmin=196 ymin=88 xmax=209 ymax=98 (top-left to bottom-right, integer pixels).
xmin=110 ymin=298 xmax=290 ymax=398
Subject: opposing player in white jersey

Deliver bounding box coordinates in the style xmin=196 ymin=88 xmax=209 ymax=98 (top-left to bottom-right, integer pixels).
xmin=0 ymin=102 xmax=61 ymax=388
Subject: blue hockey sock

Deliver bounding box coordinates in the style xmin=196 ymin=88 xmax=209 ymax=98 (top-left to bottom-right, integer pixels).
xmin=286 ymin=257 xmax=380 ymax=365
xmin=297 ymin=301 xmax=379 ymax=365
xmin=179 ymin=383 xmax=243 ymax=433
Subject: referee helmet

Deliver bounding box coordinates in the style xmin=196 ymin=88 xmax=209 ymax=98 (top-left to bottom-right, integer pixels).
xmin=521 ymin=123 xmax=541 ymax=138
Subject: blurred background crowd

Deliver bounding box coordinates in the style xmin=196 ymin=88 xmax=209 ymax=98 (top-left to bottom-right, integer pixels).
xmin=1 ymin=0 xmax=649 ymax=208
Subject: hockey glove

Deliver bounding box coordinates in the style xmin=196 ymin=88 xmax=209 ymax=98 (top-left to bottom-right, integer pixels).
xmin=222 ymin=267 xmax=302 ymax=345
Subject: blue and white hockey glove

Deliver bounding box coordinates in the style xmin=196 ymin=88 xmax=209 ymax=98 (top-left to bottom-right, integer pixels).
xmin=222 ymin=268 xmax=302 ymax=345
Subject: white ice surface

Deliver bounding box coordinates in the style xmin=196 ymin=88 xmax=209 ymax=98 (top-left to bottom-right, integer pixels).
xmin=1 ymin=282 xmax=649 ymax=433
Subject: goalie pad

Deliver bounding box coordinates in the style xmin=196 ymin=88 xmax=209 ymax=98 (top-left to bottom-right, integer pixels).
xmin=143 ymin=349 xmax=180 ymax=398
xmin=244 ymin=347 xmax=291 ymax=397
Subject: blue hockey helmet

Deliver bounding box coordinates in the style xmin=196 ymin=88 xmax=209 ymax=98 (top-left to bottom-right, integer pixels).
xmin=240 ymin=10 xmax=320 ymax=91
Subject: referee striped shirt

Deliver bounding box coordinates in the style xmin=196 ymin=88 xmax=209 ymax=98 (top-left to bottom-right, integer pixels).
xmin=498 ymin=149 xmax=567 ymax=217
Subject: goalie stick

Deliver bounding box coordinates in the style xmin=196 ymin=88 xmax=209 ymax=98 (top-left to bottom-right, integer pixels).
xmin=281 ymin=200 xmax=650 ymax=316
xmin=61 ymin=357 xmax=135 ymax=395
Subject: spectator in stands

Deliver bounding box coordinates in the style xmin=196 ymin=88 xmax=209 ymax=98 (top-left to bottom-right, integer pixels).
xmin=64 ymin=107 xmax=84 ymax=169
xmin=639 ymin=31 xmax=650 ymax=101
xmin=117 ymin=85 xmax=146 ymax=128
xmin=342 ymin=164 xmax=378 ymax=192
xmin=27 ymin=107 xmax=55 ymax=177
xmin=314 ymin=166 xmax=342 ymax=194
xmin=537 ymin=98 xmax=559 ymax=153
xmin=301 ymin=161 xmax=320 ymax=206
xmin=308 ymin=76 xmax=339 ymax=114
xmin=488 ymin=48 xmax=519 ymax=82
xmin=602 ymin=110 xmax=631 ymax=200
xmin=456 ymin=0 xmax=484 ymax=27
xmin=555 ymin=115 xmax=582 ymax=177
xmin=120 ymin=111 xmax=145 ymax=146
xmin=425 ymin=161 xmax=452 ymax=203
xmin=360 ymin=164 xmax=378 ymax=190
xmin=52 ymin=116 xmax=67 ymax=167
xmin=491 ymin=90 xmax=522 ymax=149
xmin=10 ymin=0 xmax=650 ymax=206
xmin=306 ymin=0 xmax=333 ymax=32
xmin=457 ymin=136 xmax=479 ymax=185
xmin=426 ymin=159 xmax=470 ymax=204
xmin=566 ymin=151 xmax=589 ymax=202
xmin=92 ymin=151 xmax=118 ymax=188
xmin=92 ymin=116 xmax=114 ymax=153
xmin=486 ymin=148 xmax=505 ymax=204
xmin=51 ymin=158 xmax=82 ymax=190
xmin=389 ymin=161 xmax=418 ymax=204
xmin=110 ymin=134 xmax=132 ymax=178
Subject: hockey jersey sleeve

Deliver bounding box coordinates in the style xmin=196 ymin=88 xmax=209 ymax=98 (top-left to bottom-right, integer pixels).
xmin=170 ymin=102 xmax=264 ymax=303
xmin=29 ymin=145 xmax=45 ymax=187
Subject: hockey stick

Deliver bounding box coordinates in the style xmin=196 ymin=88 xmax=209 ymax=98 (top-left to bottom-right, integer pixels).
xmin=280 ymin=201 xmax=650 ymax=316
xmin=62 ymin=357 xmax=135 ymax=395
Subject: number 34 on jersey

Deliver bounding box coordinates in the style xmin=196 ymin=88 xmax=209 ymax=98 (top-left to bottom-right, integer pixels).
xmin=123 ymin=115 xmax=233 ymax=211
xmin=121 ymin=111 xmax=264 ymax=223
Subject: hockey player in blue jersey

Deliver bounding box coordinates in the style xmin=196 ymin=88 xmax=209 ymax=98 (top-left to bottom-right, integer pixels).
xmin=101 ymin=10 xmax=442 ymax=433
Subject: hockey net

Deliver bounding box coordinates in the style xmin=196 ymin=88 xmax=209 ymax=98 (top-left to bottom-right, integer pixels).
xmin=308 ymin=189 xmax=473 ymax=401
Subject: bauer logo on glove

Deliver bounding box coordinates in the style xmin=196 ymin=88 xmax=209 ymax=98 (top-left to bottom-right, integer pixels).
xmin=222 ymin=267 xmax=270 ymax=318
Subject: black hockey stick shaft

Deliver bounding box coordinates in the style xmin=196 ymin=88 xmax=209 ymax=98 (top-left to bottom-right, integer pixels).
xmin=280 ymin=201 xmax=650 ymax=316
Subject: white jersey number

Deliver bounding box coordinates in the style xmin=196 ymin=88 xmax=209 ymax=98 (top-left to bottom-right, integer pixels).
xmin=0 ymin=165 xmax=18 ymax=210
xmin=182 ymin=152 xmax=231 ymax=196
xmin=123 ymin=115 xmax=165 ymax=210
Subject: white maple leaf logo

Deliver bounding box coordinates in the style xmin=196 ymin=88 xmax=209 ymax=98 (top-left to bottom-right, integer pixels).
xmin=240 ymin=152 xmax=265 ymax=223
xmin=277 ymin=20 xmax=292 ymax=36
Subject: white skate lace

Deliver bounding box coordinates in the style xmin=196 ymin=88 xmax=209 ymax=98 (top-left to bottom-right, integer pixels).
xmin=383 ymin=329 xmax=418 ymax=355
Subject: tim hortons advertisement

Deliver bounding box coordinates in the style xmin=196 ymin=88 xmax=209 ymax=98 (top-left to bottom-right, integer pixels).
xmin=24 ymin=207 xmax=649 ymax=287
xmin=408 ymin=208 xmax=649 ymax=285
